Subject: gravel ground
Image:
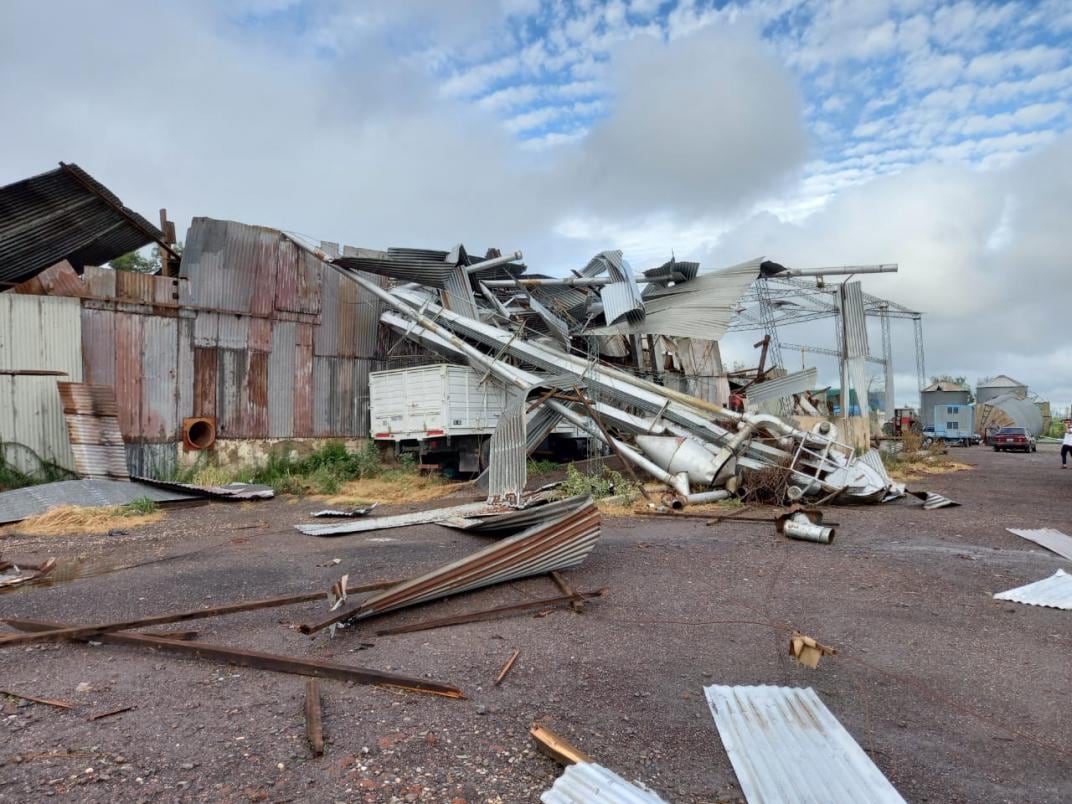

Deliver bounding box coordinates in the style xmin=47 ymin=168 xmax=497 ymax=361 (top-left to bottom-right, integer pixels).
xmin=1 ymin=447 xmax=1070 ymax=803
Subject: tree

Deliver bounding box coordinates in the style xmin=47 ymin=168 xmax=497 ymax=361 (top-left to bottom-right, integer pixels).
xmin=109 ymin=242 xmax=182 ymax=273
xmin=110 ymin=249 xmax=158 ymax=273
xmin=929 ymin=374 xmax=968 ymax=388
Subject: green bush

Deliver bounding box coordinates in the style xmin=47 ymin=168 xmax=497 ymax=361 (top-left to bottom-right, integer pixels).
xmin=556 ymin=464 xmax=640 ymax=501
xmin=120 ymin=497 xmax=159 ymax=516
xmin=527 ymin=458 xmax=560 ymax=476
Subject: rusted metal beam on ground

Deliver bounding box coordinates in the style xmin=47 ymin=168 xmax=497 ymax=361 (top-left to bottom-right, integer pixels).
xmin=142 ymin=630 xmax=199 ymax=641
xmin=530 ymin=723 xmax=592 ymax=765
xmin=0 ymin=689 xmax=75 ymax=709
xmin=0 ymin=578 xmax=405 ymax=647
xmin=550 ymin=570 xmax=585 ymax=612
xmin=87 ymin=705 xmax=134 ymax=721
xmin=374 ymin=589 xmax=606 ymax=637
xmin=5 ymin=618 xmax=463 ymax=699
xmin=305 ymin=679 xmax=324 ymax=756
xmin=494 ymin=649 xmax=520 ymax=686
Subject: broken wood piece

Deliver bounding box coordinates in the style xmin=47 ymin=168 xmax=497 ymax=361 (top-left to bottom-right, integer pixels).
xmin=374 ymin=590 xmax=607 ymax=637
xmin=305 ymin=679 xmax=324 ymax=756
xmin=0 ymin=689 xmax=75 ymax=709
xmin=788 ymin=632 xmax=837 ymax=669
xmin=87 ymin=705 xmax=133 ymax=721
xmin=549 ymin=571 xmax=584 ymax=612
xmin=530 ymin=723 xmax=592 ymax=765
xmin=0 ymin=577 xmax=406 ymax=648
xmin=494 ymin=649 xmax=520 ymax=686
xmin=5 ymin=618 xmax=464 ymax=699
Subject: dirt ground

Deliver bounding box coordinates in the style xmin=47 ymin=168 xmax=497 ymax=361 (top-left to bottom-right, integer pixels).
xmin=1 ymin=447 xmax=1070 ymax=803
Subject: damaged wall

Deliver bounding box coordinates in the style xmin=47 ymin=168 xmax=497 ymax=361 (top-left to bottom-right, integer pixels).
xmin=0 ymin=295 xmax=83 ymax=473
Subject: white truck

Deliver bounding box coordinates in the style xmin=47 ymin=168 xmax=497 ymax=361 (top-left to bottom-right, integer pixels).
xmin=369 ymin=364 xmax=587 ymax=476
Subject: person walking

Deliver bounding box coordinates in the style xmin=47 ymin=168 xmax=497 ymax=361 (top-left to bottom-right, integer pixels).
xmin=1063 ymin=421 xmax=1072 ymax=468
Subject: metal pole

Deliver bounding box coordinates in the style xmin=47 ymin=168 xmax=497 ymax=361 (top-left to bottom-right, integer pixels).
xmin=880 ymin=304 xmax=894 ymax=419
xmin=838 ymin=284 xmax=850 ymax=427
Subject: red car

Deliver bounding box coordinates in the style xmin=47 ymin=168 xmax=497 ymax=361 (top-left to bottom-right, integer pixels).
xmin=992 ymin=427 xmax=1037 ymax=453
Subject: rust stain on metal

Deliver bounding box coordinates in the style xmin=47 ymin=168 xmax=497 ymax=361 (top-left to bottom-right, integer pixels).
xmin=114 ymin=313 xmax=143 ymax=439
xmin=56 ymin=381 xmax=128 ymax=480
xmin=293 ymin=324 xmax=314 ymax=437
xmin=245 ymin=351 xmax=269 ymax=437
xmin=193 ymin=348 xmax=217 ymax=418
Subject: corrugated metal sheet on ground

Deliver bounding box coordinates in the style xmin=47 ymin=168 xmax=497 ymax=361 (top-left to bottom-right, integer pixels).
xmin=1006 ymin=528 xmax=1072 ymax=561
xmin=441 ymin=494 xmax=589 ymax=535
xmin=746 ymin=367 xmax=818 ymax=404
xmin=590 ymin=258 xmax=761 ymax=340
xmin=132 ymin=477 xmax=274 ymax=500
xmin=321 ymin=498 xmax=599 ymax=625
xmin=0 ymin=479 xmax=197 ymax=525
xmin=0 ymin=295 xmax=83 ymax=473
xmin=993 ymin=569 xmax=1072 ymax=610
xmin=297 ymin=500 xmax=496 ymax=537
xmin=704 ymin=685 xmax=906 ymax=804
xmin=541 ymin=762 xmax=667 ymax=804
xmin=57 ymin=382 xmax=128 ymax=480
xmin=0 ymin=163 xmax=165 ymax=284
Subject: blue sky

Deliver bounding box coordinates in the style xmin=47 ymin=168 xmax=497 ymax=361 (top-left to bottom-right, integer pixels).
xmin=2 ymin=0 xmax=1071 ymax=403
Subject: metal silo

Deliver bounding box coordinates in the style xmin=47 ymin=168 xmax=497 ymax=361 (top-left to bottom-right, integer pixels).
xmin=976 ymin=375 xmax=1028 ymax=405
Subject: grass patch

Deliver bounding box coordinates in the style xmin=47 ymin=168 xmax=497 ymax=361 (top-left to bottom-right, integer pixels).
xmin=881 ymin=431 xmax=971 ymax=481
xmin=0 ymin=443 xmax=76 ymax=492
xmin=526 ymin=458 xmax=560 ymax=476
xmin=557 ymin=464 xmax=642 ymax=503
xmin=5 ymin=499 xmax=163 ymax=536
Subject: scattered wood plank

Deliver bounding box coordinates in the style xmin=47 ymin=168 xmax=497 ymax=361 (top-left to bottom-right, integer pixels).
xmin=5 ymin=618 xmax=463 ymax=699
xmin=549 ymin=570 xmax=584 ymax=612
xmin=0 ymin=577 xmax=406 ymax=647
xmin=305 ymin=679 xmax=324 ymax=756
xmin=0 ymin=689 xmax=74 ymax=709
xmin=530 ymin=723 xmax=592 ymax=765
xmin=374 ymin=589 xmax=606 ymax=637
xmin=87 ymin=705 xmax=134 ymax=721
xmin=494 ymin=649 xmax=520 ymax=686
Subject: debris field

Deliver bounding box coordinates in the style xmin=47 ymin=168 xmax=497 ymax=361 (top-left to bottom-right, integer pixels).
xmin=0 ymin=448 xmax=1069 ymax=803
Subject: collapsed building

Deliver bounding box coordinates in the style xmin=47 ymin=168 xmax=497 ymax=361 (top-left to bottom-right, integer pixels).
xmin=1 ymin=163 xmax=922 ymax=506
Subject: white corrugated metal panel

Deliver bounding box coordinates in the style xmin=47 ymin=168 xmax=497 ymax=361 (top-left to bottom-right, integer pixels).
xmin=994 ymin=569 xmax=1072 ymax=610
xmin=746 ymin=368 xmax=818 ymax=404
xmin=841 ymin=281 xmax=869 ymax=359
xmin=487 ymin=391 xmax=527 ymax=504
xmin=704 ymin=685 xmax=906 ymax=804
xmin=0 ymin=295 xmax=83 ymax=472
xmin=541 ymin=762 xmax=667 ymax=804
xmin=980 ymin=393 xmax=1044 ymax=437
xmin=590 ymin=258 xmax=760 ymax=340
xmin=1006 ymin=528 xmax=1072 ymax=561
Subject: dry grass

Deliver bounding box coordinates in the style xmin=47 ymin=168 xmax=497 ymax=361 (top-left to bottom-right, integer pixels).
xmin=596 ymin=486 xmax=745 ymax=518
xmin=886 ymin=458 xmax=972 ymax=482
xmin=323 ymin=472 xmax=464 ymax=506
xmin=3 ymin=504 xmax=164 ymax=536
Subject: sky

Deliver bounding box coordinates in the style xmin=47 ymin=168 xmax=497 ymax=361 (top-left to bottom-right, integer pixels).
xmin=2 ymin=0 xmax=1071 ymax=408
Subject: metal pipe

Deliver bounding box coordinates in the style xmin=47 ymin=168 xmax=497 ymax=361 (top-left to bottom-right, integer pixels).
xmin=546 ymin=400 xmax=690 ymax=496
xmin=465 ymin=251 xmax=523 ymax=275
xmin=685 ymin=489 xmax=731 ymax=504
xmin=782 ymin=514 xmax=836 ymax=544
xmin=783 ymin=264 xmax=897 ymax=277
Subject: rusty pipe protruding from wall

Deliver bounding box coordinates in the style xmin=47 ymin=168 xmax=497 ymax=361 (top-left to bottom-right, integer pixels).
xmin=546 ymin=400 xmax=690 ymax=497
xmin=781 ymin=513 xmax=836 ymax=544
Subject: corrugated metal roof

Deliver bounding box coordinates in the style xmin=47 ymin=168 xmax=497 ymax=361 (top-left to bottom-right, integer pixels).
xmin=1006 ymin=528 xmax=1072 ymax=561
xmin=977 ymin=374 xmax=1026 ymax=389
xmin=56 ymin=382 xmax=128 ymax=480
xmin=704 ymin=685 xmax=906 ymax=804
xmin=746 ymin=368 xmax=818 ymax=404
xmin=993 ymin=569 xmax=1072 ymax=610
xmin=540 ymin=762 xmax=668 ymax=804
xmin=590 ymin=258 xmax=761 ymax=340
xmin=0 ymin=163 xmax=166 ymax=285
xmin=584 ymin=251 xmax=644 ymax=326
xmin=0 ymin=295 xmax=83 ymax=473
xmin=333 ymin=248 xmax=455 ymax=289
xmin=0 ymin=479 xmax=197 ymax=525
xmin=304 ymin=498 xmax=600 ymax=633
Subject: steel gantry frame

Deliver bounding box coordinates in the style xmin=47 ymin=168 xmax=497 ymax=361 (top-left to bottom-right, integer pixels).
xmin=728 ymin=275 xmax=927 ymax=411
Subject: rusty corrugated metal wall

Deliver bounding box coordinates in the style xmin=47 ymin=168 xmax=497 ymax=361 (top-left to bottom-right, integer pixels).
xmin=4 ymin=219 xmax=391 ymax=470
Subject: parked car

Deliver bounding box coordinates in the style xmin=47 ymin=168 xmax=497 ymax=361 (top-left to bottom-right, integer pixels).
xmin=991 ymin=427 xmax=1036 ymax=453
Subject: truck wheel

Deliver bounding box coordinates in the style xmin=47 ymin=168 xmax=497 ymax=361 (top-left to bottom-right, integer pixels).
xmin=923 ymin=438 xmax=933 ymax=448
